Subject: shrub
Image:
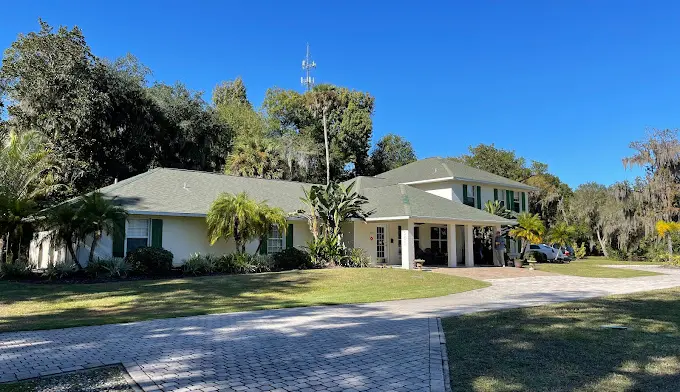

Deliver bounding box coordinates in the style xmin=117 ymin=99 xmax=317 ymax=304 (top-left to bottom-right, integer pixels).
xmin=306 ymin=236 xmax=344 ymax=267
xmin=341 ymin=248 xmax=370 ymax=268
xmin=248 ymin=254 xmax=273 ymax=273
xmin=527 ymin=251 xmax=547 ymax=263
xmin=182 ymin=253 xmax=218 ymax=275
xmin=0 ymin=257 xmax=34 ymax=279
xmin=574 ymin=243 xmax=587 ymax=259
xmin=271 ymin=247 xmax=312 ymax=271
xmin=43 ymin=261 xmax=78 ymax=280
xmin=125 ymin=247 xmax=173 ymax=275
xmin=222 ymin=252 xmax=273 ymax=273
xmin=86 ymin=258 xmax=131 ymax=278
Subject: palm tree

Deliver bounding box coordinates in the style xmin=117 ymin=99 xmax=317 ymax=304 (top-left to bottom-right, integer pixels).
xmin=547 ymin=222 xmax=576 ymax=251
xmin=225 ymin=136 xmax=283 ymax=179
xmin=306 ymin=85 xmax=339 ymax=185
xmin=207 ymin=192 xmax=286 ymax=254
xmin=484 ymin=200 xmax=513 ymax=219
xmin=77 ymin=192 xmax=127 ymax=264
xmin=509 ymin=212 xmax=545 ymax=258
xmin=0 ymin=130 xmax=62 ymax=263
xmin=44 ymin=202 xmax=83 ymax=268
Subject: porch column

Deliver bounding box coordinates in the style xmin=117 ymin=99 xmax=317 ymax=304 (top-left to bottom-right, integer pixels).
xmin=465 ymin=224 xmax=474 ymax=267
xmin=447 ymin=223 xmax=457 ymax=267
xmin=401 ymin=220 xmax=415 ymax=269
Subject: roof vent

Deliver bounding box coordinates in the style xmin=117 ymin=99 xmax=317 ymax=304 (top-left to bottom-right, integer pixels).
xmin=183 ymin=182 xmax=190 ymax=191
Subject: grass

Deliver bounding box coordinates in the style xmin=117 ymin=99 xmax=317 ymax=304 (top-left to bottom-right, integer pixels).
xmin=0 ymin=365 xmax=133 ymax=392
xmin=442 ymin=287 xmax=680 ymax=392
xmin=0 ymin=268 xmax=488 ymax=333
xmin=536 ymin=257 xmax=661 ymax=278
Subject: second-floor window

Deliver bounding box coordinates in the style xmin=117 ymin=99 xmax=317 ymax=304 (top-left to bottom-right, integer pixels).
xmin=464 ymin=185 xmax=476 ymax=207
xmin=513 ymin=192 xmax=521 ymax=213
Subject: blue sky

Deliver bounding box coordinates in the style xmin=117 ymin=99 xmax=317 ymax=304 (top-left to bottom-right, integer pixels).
xmin=4 ymin=1 xmax=679 ymax=188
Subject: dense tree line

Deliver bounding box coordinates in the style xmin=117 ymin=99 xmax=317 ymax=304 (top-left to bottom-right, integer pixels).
xmin=0 ymin=20 xmax=416 ymax=262
xmin=457 ymin=132 xmax=680 ymax=261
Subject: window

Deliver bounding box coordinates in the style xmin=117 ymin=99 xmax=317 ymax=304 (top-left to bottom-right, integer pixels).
xmin=398 ymin=225 xmax=402 ymax=255
xmin=498 ymin=189 xmax=506 ymax=208
xmin=513 ymin=192 xmax=520 ymax=213
xmin=376 ymin=226 xmax=386 ymax=259
xmin=430 ymin=226 xmax=448 ymax=255
xmin=267 ymin=224 xmax=284 ymax=254
xmin=126 ymin=219 xmax=150 ymax=254
xmin=464 ymin=185 xmax=476 ymax=207
xmin=414 ymin=226 xmax=420 ymax=250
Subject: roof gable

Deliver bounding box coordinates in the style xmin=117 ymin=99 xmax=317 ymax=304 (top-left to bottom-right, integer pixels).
xmin=375 ymin=157 xmax=537 ymax=190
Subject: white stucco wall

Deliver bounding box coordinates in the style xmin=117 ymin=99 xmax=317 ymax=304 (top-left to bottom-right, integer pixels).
xmin=29 ymin=216 xmax=314 ymax=268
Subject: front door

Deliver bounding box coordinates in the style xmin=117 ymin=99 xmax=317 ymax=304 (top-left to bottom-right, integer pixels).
xmin=376 ymin=225 xmax=387 ymax=262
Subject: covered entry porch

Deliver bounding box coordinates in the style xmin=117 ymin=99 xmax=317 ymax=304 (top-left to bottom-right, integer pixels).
xmin=354 ymin=218 xmax=513 ymax=269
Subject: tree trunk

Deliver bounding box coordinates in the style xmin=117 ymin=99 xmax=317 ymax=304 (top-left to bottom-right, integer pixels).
xmin=67 ymin=243 xmax=83 ymax=270
xmin=596 ymin=229 xmax=608 ymax=258
xmin=667 ymin=234 xmax=673 ymax=260
xmin=89 ymin=234 xmax=100 ymax=264
xmin=0 ymin=233 xmax=6 ymax=264
xmin=322 ymin=108 xmax=330 ymax=185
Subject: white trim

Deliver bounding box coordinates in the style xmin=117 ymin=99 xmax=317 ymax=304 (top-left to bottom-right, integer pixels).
xmin=127 ymin=210 xmax=206 ymax=218
xmin=401 ymin=177 xmax=454 ymax=185
xmin=452 ymin=177 xmax=538 ymax=191
xmin=401 ymin=176 xmax=538 ymax=191
xmin=365 ymin=216 xmax=515 ymax=225
xmin=127 ymin=210 xmax=309 ymax=221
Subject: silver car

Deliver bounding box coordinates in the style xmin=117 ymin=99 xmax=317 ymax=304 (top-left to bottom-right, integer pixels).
xmin=528 ymin=244 xmax=557 ymax=261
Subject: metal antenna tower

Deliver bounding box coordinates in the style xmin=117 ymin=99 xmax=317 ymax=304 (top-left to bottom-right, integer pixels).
xmin=301 ymin=43 xmax=316 ymax=91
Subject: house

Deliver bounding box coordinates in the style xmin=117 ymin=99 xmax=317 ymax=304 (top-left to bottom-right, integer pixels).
xmin=29 ymin=158 xmax=537 ymax=269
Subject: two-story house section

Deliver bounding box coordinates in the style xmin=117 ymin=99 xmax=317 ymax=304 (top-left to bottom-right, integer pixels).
xmin=375 ymin=157 xmax=539 ymax=260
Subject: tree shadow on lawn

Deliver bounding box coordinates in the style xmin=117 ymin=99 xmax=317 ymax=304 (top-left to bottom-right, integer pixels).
xmin=0 ymin=272 xmax=330 ymax=332
xmin=443 ymin=289 xmax=680 ymax=392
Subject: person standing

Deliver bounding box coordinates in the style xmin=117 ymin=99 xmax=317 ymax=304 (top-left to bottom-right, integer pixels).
xmin=494 ymin=231 xmax=506 ymax=267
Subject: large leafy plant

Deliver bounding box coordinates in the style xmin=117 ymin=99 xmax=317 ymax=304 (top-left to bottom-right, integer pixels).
xmin=509 ymin=212 xmax=545 ymax=258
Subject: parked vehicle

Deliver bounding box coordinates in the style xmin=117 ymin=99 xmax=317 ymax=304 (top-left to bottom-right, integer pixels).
xmin=550 ymin=244 xmax=574 ymax=262
xmin=528 ymin=244 xmax=557 ymax=261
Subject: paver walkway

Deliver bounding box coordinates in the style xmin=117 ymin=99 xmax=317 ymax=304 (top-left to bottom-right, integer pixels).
xmin=1 ymin=266 xmax=679 ymax=392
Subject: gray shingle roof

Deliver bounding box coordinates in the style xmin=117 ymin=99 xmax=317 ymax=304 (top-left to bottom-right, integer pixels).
xmin=376 ymin=157 xmax=538 ymax=191
xmin=99 ymin=169 xmax=513 ymax=225
xmin=99 ymin=168 xmax=314 ymax=216
xmin=355 ymin=181 xmax=514 ymax=225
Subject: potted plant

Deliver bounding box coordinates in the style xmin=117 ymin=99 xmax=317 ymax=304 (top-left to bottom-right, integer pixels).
xmin=513 ymin=258 xmax=523 ymax=268
xmin=415 ymin=259 xmax=425 ymax=269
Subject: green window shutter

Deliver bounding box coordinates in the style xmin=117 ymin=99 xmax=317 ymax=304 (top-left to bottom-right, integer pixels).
xmin=506 ymin=190 xmax=511 ymax=210
xmin=151 ymin=219 xmax=163 ymax=248
xmin=112 ymin=218 xmax=125 ymax=258
xmin=286 ymin=223 xmax=294 ymax=248
xmin=510 ymin=190 xmax=515 ymax=211
xmin=259 ymin=232 xmax=268 ymax=255
xmin=463 ymin=184 xmax=468 ymax=199
xmin=494 ymin=188 xmax=498 ymax=201
xmin=476 ymin=186 xmax=481 ymax=209
xmin=521 ymin=192 xmax=526 ymax=211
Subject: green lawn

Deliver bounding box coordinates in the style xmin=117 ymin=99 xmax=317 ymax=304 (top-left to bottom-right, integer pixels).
xmin=442 ymin=288 xmax=680 ymax=392
xmin=0 ymin=268 xmax=488 ymax=333
xmin=537 ymin=257 xmax=661 ymax=278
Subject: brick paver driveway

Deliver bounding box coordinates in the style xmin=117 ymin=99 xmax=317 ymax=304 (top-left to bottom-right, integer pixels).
xmin=1 ymin=265 xmax=679 ymax=392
